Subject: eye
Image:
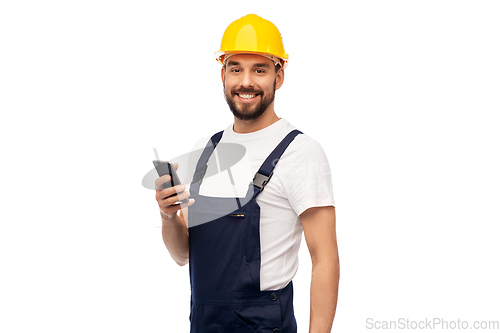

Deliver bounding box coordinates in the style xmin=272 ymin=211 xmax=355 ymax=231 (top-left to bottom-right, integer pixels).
xmin=231 ymin=68 xmax=241 ymax=73
xmin=255 ymin=69 xmax=265 ymax=74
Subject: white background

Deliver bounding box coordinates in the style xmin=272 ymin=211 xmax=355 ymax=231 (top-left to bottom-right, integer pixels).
xmin=1 ymin=0 xmax=499 ymax=332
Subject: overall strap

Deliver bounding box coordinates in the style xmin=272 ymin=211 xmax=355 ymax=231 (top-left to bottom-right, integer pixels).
xmin=191 ymin=131 xmax=224 ymax=189
xmin=252 ymin=129 xmax=303 ymax=194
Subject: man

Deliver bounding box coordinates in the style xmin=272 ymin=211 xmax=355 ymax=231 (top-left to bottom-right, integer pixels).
xmin=155 ymin=14 xmax=339 ymax=333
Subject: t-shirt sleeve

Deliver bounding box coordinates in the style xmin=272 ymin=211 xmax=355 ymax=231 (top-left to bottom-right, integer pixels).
xmin=282 ymin=139 xmax=336 ymax=216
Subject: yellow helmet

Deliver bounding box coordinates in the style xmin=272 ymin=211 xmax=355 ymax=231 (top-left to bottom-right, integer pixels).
xmin=215 ymin=14 xmax=288 ymax=69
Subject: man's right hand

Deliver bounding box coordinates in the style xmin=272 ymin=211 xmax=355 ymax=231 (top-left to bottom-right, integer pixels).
xmin=155 ymin=163 xmax=195 ymax=219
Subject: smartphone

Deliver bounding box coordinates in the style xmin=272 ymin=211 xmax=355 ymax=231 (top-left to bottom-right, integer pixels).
xmin=153 ymin=160 xmax=189 ymax=204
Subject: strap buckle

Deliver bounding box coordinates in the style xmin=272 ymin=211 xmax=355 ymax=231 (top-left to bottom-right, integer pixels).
xmin=253 ymin=171 xmax=273 ymax=192
xmin=192 ymin=165 xmax=208 ymax=184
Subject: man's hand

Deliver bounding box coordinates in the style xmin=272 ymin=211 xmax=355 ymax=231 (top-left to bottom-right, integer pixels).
xmin=155 ymin=163 xmax=195 ymax=219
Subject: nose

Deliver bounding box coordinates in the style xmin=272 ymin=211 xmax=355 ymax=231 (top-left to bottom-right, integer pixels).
xmin=239 ymin=71 xmax=254 ymax=88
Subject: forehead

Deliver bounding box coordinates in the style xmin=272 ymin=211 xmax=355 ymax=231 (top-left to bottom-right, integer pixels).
xmin=225 ymin=54 xmax=274 ymax=67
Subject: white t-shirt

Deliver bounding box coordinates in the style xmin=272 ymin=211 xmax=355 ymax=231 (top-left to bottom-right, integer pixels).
xmin=188 ymin=118 xmax=335 ymax=291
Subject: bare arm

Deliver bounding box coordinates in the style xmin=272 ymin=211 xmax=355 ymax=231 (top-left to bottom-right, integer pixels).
xmin=155 ymin=163 xmax=194 ymax=266
xmin=301 ymin=206 xmax=340 ymax=333
xmin=160 ymin=209 xmax=190 ymax=266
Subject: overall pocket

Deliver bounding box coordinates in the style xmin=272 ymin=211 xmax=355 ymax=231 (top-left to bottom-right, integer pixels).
xmin=232 ymin=302 xmax=282 ymax=333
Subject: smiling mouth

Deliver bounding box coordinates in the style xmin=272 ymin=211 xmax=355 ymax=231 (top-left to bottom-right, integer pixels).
xmin=236 ymin=93 xmax=259 ymax=101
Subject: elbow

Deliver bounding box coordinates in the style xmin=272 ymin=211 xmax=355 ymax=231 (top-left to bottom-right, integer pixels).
xmin=176 ymin=259 xmax=189 ymax=267
xmin=172 ymin=253 xmax=189 ymax=267
xmin=311 ymin=249 xmax=340 ymax=273
xmin=312 ymin=256 xmax=340 ymax=271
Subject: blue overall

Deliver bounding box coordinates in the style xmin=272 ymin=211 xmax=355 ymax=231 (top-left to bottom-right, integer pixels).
xmin=188 ymin=129 xmax=302 ymax=333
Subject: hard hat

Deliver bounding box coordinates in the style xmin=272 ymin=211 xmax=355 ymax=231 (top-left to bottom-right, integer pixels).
xmin=215 ymin=14 xmax=288 ymax=69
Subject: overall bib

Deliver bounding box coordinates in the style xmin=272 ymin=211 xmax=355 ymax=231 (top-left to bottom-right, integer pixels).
xmin=188 ymin=129 xmax=302 ymax=333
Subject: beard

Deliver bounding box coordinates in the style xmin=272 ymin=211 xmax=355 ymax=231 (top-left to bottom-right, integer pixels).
xmin=224 ymin=80 xmax=276 ymax=121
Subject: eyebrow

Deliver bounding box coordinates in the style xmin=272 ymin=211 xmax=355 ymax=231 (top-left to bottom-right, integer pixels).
xmin=226 ymin=61 xmax=270 ymax=68
xmin=227 ymin=60 xmax=240 ymax=67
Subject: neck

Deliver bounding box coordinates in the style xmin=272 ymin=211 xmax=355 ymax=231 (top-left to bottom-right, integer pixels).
xmin=233 ymin=107 xmax=280 ymax=134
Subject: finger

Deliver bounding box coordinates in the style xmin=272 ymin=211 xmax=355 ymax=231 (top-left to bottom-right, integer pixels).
xmin=180 ymin=198 xmax=195 ymax=209
xmin=173 ymin=163 xmax=179 ymax=171
xmin=154 ymin=175 xmax=171 ymax=190
xmin=161 ymin=198 xmax=195 ymax=217
xmin=163 ymin=190 xmax=190 ymax=206
xmin=157 ymin=184 xmax=186 ymax=201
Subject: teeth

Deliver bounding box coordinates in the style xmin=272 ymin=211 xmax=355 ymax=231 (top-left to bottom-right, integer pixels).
xmin=239 ymin=94 xmax=256 ymax=99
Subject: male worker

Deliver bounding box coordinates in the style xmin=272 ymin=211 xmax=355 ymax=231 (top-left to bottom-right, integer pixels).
xmin=155 ymin=14 xmax=339 ymax=333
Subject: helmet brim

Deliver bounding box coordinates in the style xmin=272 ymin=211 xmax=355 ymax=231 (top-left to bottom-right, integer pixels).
xmin=215 ymin=50 xmax=288 ymax=70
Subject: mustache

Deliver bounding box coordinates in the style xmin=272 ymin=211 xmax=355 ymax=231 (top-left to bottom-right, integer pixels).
xmin=231 ymin=88 xmax=262 ymax=95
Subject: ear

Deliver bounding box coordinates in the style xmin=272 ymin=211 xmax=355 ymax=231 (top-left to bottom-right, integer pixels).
xmin=221 ymin=66 xmax=225 ymax=86
xmin=275 ymin=67 xmax=285 ymax=91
